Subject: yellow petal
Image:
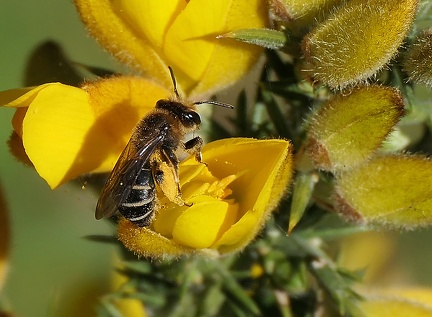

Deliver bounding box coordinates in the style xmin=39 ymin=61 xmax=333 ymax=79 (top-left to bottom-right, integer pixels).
xmin=21 ymin=83 xmax=92 ymax=188
xmin=303 ymin=0 xmax=418 ymax=89
xmin=83 ymin=76 xmax=170 ymax=173
xmin=112 ymin=0 xmax=186 ymax=49
xmin=307 ymin=86 xmax=405 ymax=171
xmin=74 ymin=0 xmax=172 ymax=88
xmin=338 ymin=231 xmax=396 ymax=283
xmin=152 ymin=167 xmax=236 ymax=240
xmin=152 ymin=204 xmax=188 ymax=238
xmin=359 ymin=296 xmax=432 ymax=317
xmin=75 ymin=0 xmax=266 ymax=97
xmin=1 ymin=84 xmax=55 ymax=108
xmin=4 ymin=78 xmax=169 ymax=188
xmin=335 ymin=154 xmax=432 ymax=228
xmin=375 ymin=288 xmax=432 ymax=307
xmin=184 ymin=138 xmax=293 ymax=214
xmin=188 ymin=138 xmax=293 ymax=253
xmin=114 ymin=298 xmax=147 ymax=317
xmin=172 ymin=197 xmax=239 ymax=249
xmin=118 ymin=138 xmax=294 ymax=257
xmin=164 ymin=0 xmax=267 ymax=97
xmin=11 ymin=108 xmax=27 ymax=136
xmin=212 ymin=212 xmax=262 ymax=253
xmin=164 ymin=0 xmax=231 ymax=86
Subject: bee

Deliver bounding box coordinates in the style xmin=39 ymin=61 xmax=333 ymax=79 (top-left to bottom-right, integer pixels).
xmin=95 ymin=67 xmax=233 ymax=226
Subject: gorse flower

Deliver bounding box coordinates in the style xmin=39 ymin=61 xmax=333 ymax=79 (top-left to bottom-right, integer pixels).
xmin=1 ymin=77 xmax=171 ymax=188
xmin=75 ymin=0 xmax=268 ymax=98
xmin=118 ymin=138 xmax=293 ymax=257
xmin=0 ymin=0 xmax=287 ymax=261
xmin=4 ymin=0 xmax=432 ymax=315
xmin=0 ymin=0 xmax=268 ymax=189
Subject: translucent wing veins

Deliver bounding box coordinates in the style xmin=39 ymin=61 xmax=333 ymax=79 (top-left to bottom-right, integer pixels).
xmin=95 ymin=131 xmax=165 ymax=220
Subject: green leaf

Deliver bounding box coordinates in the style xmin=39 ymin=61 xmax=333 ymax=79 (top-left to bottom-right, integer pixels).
xmin=215 ymin=263 xmax=261 ymax=316
xmin=218 ymin=28 xmax=287 ymax=50
xmin=308 ymin=261 xmax=362 ymax=315
xmin=288 ymin=172 xmax=319 ymax=233
xmin=259 ymin=89 xmax=291 ymax=137
xmin=232 ymin=90 xmax=250 ymax=136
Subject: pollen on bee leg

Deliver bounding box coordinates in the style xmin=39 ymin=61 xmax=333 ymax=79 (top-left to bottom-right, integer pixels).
xmin=153 ymin=160 xmax=184 ymax=206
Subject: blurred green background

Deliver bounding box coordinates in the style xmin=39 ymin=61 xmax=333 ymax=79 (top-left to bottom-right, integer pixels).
xmin=1 ymin=1 xmax=432 ymax=317
xmin=0 ymin=1 xmax=119 ymax=316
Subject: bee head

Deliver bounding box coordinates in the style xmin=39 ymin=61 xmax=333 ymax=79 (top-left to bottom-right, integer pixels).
xmin=156 ymin=100 xmax=201 ymax=128
xmin=159 ymin=66 xmax=232 ymax=129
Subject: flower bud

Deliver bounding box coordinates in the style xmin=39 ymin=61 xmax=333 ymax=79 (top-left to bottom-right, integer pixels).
xmin=403 ymin=28 xmax=432 ymax=88
xmin=306 ymin=86 xmax=404 ymax=171
xmin=335 ymin=154 xmax=432 ymax=229
xmin=303 ymin=0 xmax=418 ymax=89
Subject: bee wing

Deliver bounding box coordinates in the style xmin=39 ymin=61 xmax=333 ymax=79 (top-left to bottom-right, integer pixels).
xmin=95 ymin=133 xmax=165 ymax=220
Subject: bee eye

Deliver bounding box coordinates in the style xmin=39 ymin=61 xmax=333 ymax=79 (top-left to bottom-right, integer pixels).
xmin=183 ymin=111 xmax=201 ymax=125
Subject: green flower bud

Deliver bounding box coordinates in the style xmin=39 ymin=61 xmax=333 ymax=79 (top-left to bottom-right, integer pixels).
xmin=302 ymin=0 xmax=418 ymax=89
xmin=403 ymin=28 xmax=432 ymax=88
xmin=335 ymin=154 xmax=432 ymax=229
xmin=306 ymin=86 xmax=404 ymax=171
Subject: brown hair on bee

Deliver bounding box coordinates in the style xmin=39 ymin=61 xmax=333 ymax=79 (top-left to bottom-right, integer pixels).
xmin=95 ymin=67 xmax=232 ymax=226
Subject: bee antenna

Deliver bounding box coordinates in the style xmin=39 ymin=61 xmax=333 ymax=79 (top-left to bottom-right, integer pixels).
xmin=193 ymin=100 xmax=234 ymax=109
xmin=167 ymin=66 xmax=233 ymax=109
xmin=168 ymin=66 xmax=181 ymax=99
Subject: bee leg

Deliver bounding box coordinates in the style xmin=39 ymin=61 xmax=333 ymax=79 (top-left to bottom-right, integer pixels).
xmin=152 ymin=148 xmax=185 ymax=206
xmin=184 ymin=136 xmax=204 ymax=163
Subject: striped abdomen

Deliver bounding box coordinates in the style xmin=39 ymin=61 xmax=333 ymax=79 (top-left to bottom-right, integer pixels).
xmin=118 ymin=165 xmax=156 ymax=227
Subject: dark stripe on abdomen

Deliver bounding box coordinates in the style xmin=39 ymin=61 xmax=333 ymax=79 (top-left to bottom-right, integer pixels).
xmin=119 ymin=166 xmax=156 ymax=227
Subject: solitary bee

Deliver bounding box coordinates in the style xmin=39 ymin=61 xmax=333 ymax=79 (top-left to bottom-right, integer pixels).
xmin=95 ymin=67 xmax=232 ymax=226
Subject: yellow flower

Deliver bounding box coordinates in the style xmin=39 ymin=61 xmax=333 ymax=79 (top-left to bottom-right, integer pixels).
xmin=75 ymin=0 xmax=268 ymax=98
xmin=1 ymin=0 xmax=268 ymax=188
xmin=118 ymin=138 xmax=293 ymax=257
xmin=338 ymin=231 xmax=397 ymax=284
xmin=357 ymin=287 xmax=432 ymax=317
xmin=110 ymin=256 xmax=148 ymax=317
xmin=1 ymin=77 xmax=170 ymax=188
